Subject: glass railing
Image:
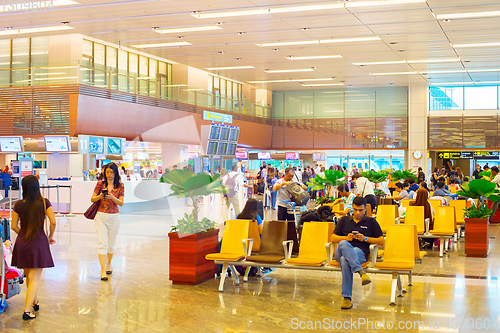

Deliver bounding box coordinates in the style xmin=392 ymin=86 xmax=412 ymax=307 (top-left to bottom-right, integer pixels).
xmin=0 ymin=63 xmax=272 ymax=119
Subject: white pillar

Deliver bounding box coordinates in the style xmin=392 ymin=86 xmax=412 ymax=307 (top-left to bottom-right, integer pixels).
xmin=161 ymin=144 xmax=184 ymax=171
xmin=408 ymin=85 xmax=428 ymax=174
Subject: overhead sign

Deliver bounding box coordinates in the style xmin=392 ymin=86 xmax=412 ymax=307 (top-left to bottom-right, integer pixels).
xmin=203 ymin=110 xmax=233 ymax=124
xmin=474 ymin=151 xmax=499 ymax=160
xmin=437 ymin=151 xmax=461 ymax=159
xmin=461 ymin=152 xmax=474 ymax=159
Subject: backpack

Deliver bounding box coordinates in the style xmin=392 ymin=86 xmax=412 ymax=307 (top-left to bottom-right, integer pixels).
xmin=224 ymin=174 xmax=239 ymax=198
xmin=302 ymin=171 xmax=309 ymax=183
xmin=287 ymin=182 xmax=310 ymax=206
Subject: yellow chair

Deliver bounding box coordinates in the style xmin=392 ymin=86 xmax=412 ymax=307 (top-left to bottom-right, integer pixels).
xmin=405 ymin=206 xmax=426 ymax=235
xmin=375 ymin=205 xmax=398 ymax=234
xmin=401 ymin=199 xmax=415 ymax=208
xmin=428 ymin=199 xmax=443 ymax=212
xmin=248 ymin=220 xmax=261 ymax=252
xmin=409 ymin=223 xmax=427 ymax=262
xmin=450 ymin=200 xmax=467 ymax=241
xmin=206 ymin=220 xmax=250 ymax=291
xmin=286 ymin=222 xmax=331 ymax=266
xmin=449 ymin=187 xmax=458 ymax=194
xmin=374 ymin=224 xmax=415 ymax=305
xmin=429 ymin=206 xmax=456 ymax=257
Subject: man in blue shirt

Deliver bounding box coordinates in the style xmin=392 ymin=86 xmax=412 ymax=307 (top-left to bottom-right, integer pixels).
xmin=332 ymin=183 xmax=355 ymax=216
xmin=433 ymin=181 xmax=450 ymax=197
xmin=408 ymin=178 xmax=419 ymax=192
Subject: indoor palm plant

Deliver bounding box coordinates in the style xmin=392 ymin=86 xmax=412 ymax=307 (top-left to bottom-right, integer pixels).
xmin=307 ymin=170 xmax=346 ymax=206
xmin=457 ymin=179 xmax=500 ymax=257
xmin=160 ymin=169 xmax=227 ymax=285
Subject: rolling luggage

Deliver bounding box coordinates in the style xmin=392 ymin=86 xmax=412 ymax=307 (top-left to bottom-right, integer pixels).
xmin=263 ymin=189 xmax=271 ymax=208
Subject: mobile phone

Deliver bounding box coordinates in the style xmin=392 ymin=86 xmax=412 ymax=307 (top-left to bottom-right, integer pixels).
xmin=352 ymin=231 xmax=359 ymax=235
xmin=102 ymin=189 xmax=108 ymax=196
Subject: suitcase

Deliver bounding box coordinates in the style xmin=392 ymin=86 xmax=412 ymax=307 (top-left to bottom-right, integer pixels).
xmin=0 ymin=219 xmax=9 ymax=243
xmin=263 ymin=189 xmax=271 ymax=208
xmin=257 ymin=200 xmax=264 ymax=221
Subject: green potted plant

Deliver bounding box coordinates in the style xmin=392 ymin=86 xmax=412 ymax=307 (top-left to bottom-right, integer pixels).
xmin=160 ymin=169 xmax=227 ymax=285
xmin=307 ymin=170 xmax=347 ymax=206
xmin=457 ymin=179 xmax=500 ymax=257
xmin=362 ymin=170 xmax=389 ymax=204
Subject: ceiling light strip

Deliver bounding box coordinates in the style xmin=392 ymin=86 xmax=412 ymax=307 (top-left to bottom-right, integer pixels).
xmin=453 ymin=42 xmax=500 ymax=48
xmin=0 ymin=25 xmax=73 ymax=36
xmin=265 ymin=69 xmax=314 ymax=73
xmin=248 ymin=78 xmax=337 ymax=83
xmin=257 ymin=36 xmax=380 ymax=47
xmin=437 ymin=10 xmax=500 ymax=20
xmin=288 ymin=55 xmax=342 ymax=60
xmin=191 ymin=0 xmax=426 ymax=19
xmin=354 ymin=58 xmax=460 ymax=65
xmin=131 ymin=42 xmax=191 ymax=48
xmin=154 ymin=25 xmax=222 ymax=34
xmin=206 ymin=66 xmax=255 ymax=70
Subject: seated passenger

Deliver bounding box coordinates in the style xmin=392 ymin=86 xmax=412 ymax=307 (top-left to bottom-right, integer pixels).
xmin=433 ymin=181 xmax=450 ymax=197
xmin=434 ymin=177 xmax=449 ymax=190
xmin=237 ymin=198 xmax=263 ymax=234
xmin=331 ymin=197 xmax=384 ymax=310
xmin=448 ymin=178 xmax=459 ymax=190
xmin=407 ymin=178 xmax=419 ymax=192
xmin=331 ymin=183 xmax=355 ymax=216
xmin=388 ymin=182 xmax=409 ymax=204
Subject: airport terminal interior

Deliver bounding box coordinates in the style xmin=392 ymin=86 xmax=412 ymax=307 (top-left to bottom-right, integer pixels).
xmin=2 ymin=0 xmax=500 ymax=331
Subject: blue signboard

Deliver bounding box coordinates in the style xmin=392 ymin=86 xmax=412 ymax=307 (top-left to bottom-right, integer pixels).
xmin=203 ymin=110 xmax=233 ymax=124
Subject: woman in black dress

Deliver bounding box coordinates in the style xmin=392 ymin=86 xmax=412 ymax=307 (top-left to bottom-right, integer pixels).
xmin=11 ymin=175 xmax=56 ymax=320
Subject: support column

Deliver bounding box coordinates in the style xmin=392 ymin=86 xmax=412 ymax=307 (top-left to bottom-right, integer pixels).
xmin=407 ymin=85 xmax=428 ymax=175
xmin=162 ymin=144 xmax=187 ymax=171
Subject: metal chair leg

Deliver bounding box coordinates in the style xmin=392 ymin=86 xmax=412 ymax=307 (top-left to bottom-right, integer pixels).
xmin=219 ymin=263 xmax=228 ymax=292
xmin=390 ymin=272 xmax=398 ymax=305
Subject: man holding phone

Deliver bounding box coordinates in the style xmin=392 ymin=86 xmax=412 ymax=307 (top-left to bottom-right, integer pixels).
xmin=332 ymin=196 xmax=384 ymax=310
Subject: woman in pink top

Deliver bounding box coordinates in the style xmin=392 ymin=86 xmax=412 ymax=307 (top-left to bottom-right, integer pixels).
xmin=90 ymin=162 xmax=124 ymax=281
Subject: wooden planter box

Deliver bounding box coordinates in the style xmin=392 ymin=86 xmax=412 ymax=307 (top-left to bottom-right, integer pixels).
xmin=168 ymin=229 xmax=219 ymax=285
xmin=465 ymin=218 xmax=489 ymax=257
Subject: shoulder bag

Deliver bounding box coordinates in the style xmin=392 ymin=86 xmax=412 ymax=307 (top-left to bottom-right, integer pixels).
xmin=84 ymin=182 xmax=101 ymax=219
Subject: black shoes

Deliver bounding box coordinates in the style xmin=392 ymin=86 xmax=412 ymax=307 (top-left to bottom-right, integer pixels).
xmin=23 ymin=312 xmax=36 ymax=320
xmin=32 ymin=301 xmax=39 ymax=311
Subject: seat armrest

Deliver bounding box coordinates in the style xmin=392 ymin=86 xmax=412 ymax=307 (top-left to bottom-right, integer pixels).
xmin=242 ymin=239 xmax=254 ymax=257
xmin=283 ymin=240 xmax=294 ymax=260
xmin=369 ymin=244 xmax=378 ymax=267
xmin=325 ymin=242 xmax=334 ymax=262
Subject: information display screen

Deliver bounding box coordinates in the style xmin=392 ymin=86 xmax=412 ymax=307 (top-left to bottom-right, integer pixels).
xmin=0 ymin=137 xmax=23 ymax=152
xmin=44 ymin=136 xmax=70 ymax=152
xmin=89 ymin=137 xmax=104 ymax=154
xmin=207 ymin=141 xmax=218 ymax=155
xmin=235 ymin=151 xmax=248 ymax=159
xmin=107 ymin=138 xmax=122 ymax=155
xmin=209 ymin=125 xmax=221 ymax=140
xmin=136 ymin=152 xmax=149 ymax=160
xmin=229 ymin=128 xmax=240 ymax=142
xmin=258 ymin=152 xmax=271 ymax=160
xmin=220 ymin=127 xmax=230 ymax=141
xmin=226 ymin=143 xmax=237 ymax=156
xmin=217 ymin=142 xmax=228 ymax=156
xmin=286 ymin=152 xmax=300 ymax=160
xmin=313 ymin=153 xmax=325 ymax=161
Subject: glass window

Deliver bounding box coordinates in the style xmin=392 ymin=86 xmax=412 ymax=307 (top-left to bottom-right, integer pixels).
xmin=82 ymin=40 xmax=93 ymax=58
xmin=139 ymin=56 xmax=148 ymax=76
xmin=345 ymin=88 xmax=375 ymax=118
xmin=376 ymin=87 xmax=407 ymax=117
xmin=0 ymin=39 xmax=10 ymax=69
xmin=12 ymin=38 xmax=29 ymax=85
xmin=118 ymin=50 xmax=127 ymax=74
xmin=129 ymin=53 xmax=138 ymax=75
xmin=391 ymin=157 xmax=405 ymax=171
xmin=30 ymin=37 xmax=48 ymax=67
xmin=314 ymin=90 xmax=344 ymax=119
xmin=159 ymin=61 xmax=167 ymax=75
xmin=149 ymin=59 xmax=157 ymax=77
xmin=106 ymin=46 xmax=117 ymax=71
xmin=429 ymin=86 xmax=464 ymax=110
xmin=93 ymin=43 xmax=105 ymax=67
xmin=464 ymin=86 xmax=498 ymax=109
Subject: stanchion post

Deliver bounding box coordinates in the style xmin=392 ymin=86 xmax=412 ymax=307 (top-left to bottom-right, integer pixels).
xmin=56 ymin=184 xmax=60 ymax=214
xmin=9 ymin=186 xmax=12 ymax=221
xmin=69 ymin=185 xmax=72 ymax=215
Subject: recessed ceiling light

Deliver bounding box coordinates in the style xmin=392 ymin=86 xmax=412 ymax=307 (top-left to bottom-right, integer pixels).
xmin=398 ymin=49 xmax=405 ymax=52
xmin=0 ymin=25 xmax=74 ymax=36
xmin=235 ymin=57 xmax=241 ymax=60
xmin=257 ymin=36 xmax=380 ymax=47
xmin=442 ymin=19 xmax=451 ymax=22
xmin=217 ymin=51 xmax=225 ymax=54
xmin=464 ymin=60 xmax=470 ymax=63
xmin=453 ymin=42 xmax=500 ymax=48
xmin=340 ymin=80 xmax=345 ymax=83
xmin=236 ymin=31 xmax=245 ymax=35
xmin=177 ymin=36 xmax=184 ymax=39
xmin=390 ymin=42 xmax=397 ymax=45
xmin=311 ymin=67 xmax=316 ymax=69
xmin=265 ymin=68 xmax=314 ymax=73
xmin=215 ymin=22 xmax=223 ymax=25
xmin=359 ymin=65 xmax=366 ymax=67
xmin=130 ymin=41 xmax=192 ymax=48
xmin=437 ymin=10 xmax=500 ymax=20
xmin=300 ymin=28 xmax=309 ymax=31
xmin=4 ymin=27 xmax=12 ymax=30
xmin=287 ymin=55 xmax=342 ymax=60
xmin=190 ymin=0 xmax=425 ymax=18
xmin=152 ymin=25 xmax=222 ymax=34
xmin=151 ymin=27 xmax=160 ymax=30
xmin=272 ymin=48 xmax=279 ymax=51
xmin=206 ymin=66 xmax=254 ymax=70
xmin=61 ymin=21 xmax=70 ymax=25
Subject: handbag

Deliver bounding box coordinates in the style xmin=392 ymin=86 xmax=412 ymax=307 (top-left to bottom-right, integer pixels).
xmin=84 ymin=201 xmax=100 ymax=220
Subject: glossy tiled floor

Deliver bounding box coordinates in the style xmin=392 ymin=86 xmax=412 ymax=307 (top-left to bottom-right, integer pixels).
xmin=3 ymin=202 xmax=500 ymax=332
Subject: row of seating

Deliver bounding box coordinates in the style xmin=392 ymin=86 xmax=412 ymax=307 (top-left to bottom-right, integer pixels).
xmin=206 ymin=220 xmax=422 ymax=305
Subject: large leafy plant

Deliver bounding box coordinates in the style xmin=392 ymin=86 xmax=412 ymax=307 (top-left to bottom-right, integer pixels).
xmin=171 ymin=213 xmax=217 ymax=234
xmin=160 ymin=169 xmax=226 ymax=232
xmin=457 ymin=179 xmax=500 ymax=219
xmin=307 ymin=170 xmax=347 ymax=190
xmin=362 ymin=170 xmax=389 ymax=184
xmin=479 ymin=170 xmax=492 ymax=181
xmin=391 ymin=169 xmax=417 ymax=182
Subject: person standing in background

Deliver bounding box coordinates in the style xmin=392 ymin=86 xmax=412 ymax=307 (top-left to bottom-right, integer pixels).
xmin=11 ymin=175 xmax=56 ymax=320
xmin=473 ymin=164 xmax=482 ymax=180
xmin=90 ymin=162 xmax=124 ymax=281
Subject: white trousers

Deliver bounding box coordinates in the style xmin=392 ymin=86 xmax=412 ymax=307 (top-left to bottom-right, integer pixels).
xmin=95 ymin=212 xmax=121 ymax=255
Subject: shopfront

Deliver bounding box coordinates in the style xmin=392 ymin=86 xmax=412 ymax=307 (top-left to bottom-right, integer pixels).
xmin=431 ymin=150 xmax=500 ymax=178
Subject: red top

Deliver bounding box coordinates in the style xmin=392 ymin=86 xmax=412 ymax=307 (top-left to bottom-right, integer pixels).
xmin=93 ymin=180 xmax=124 ymax=214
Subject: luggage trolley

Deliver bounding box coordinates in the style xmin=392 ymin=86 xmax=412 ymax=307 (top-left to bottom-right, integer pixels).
xmin=283 ymin=200 xmax=308 ymax=228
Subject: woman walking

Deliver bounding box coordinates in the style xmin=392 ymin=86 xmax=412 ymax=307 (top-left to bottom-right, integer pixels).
xmin=11 ymin=175 xmax=56 ymax=320
xmin=90 ymin=162 xmax=124 ymax=281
